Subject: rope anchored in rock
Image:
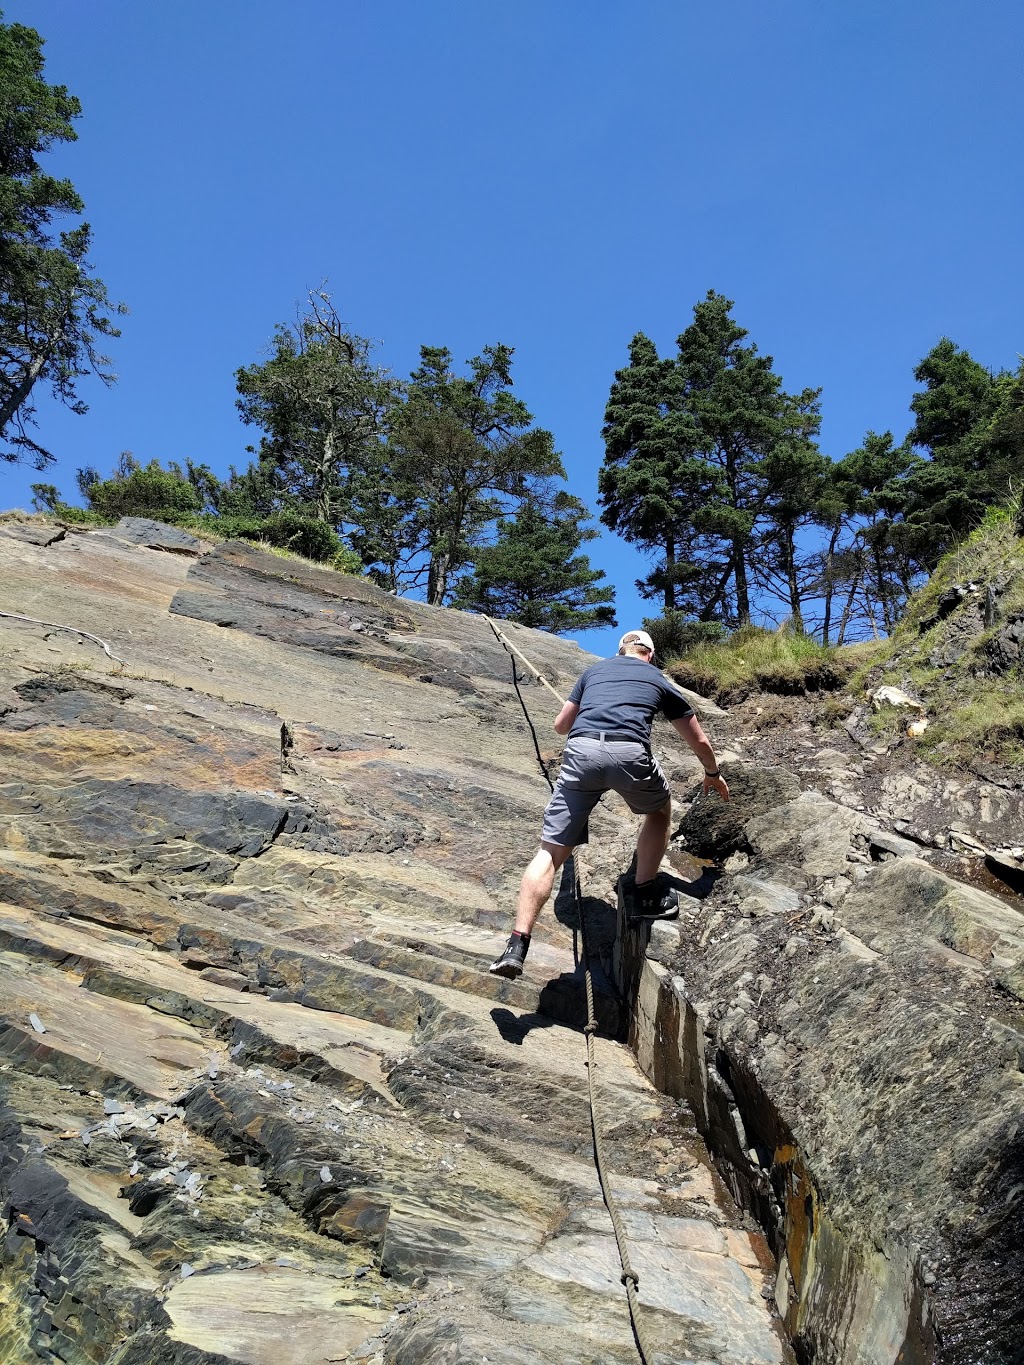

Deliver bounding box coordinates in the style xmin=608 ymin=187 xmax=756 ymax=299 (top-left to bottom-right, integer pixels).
xmin=483 ymin=615 xmax=657 ymax=1365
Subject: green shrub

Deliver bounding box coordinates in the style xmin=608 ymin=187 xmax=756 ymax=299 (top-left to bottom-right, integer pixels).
xmin=86 ymin=460 xmax=202 ymax=520
xmin=642 ymin=611 xmax=727 ymax=661
xmin=51 ymin=504 xmax=114 ymax=526
xmin=330 ymin=546 xmax=364 ymax=574
xmin=188 ymin=509 xmax=359 ymax=567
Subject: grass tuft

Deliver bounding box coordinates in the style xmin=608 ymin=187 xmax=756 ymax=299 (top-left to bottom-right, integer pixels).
xmin=859 ymin=503 xmax=1024 ymax=768
xmin=666 ymin=625 xmax=870 ymax=704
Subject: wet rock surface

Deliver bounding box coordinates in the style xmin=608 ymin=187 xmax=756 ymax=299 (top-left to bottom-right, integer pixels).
xmin=0 ymin=523 xmax=789 ymax=1365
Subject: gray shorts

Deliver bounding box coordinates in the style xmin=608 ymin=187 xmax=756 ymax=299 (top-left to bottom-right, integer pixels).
xmin=540 ymin=735 xmax=671 ymax=848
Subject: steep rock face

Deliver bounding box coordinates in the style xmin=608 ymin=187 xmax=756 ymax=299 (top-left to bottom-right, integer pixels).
xmin=0 ymin=524 xmax=789 ymax=1365
xmin=619 ymin=768 xmax=1024 ymax=1365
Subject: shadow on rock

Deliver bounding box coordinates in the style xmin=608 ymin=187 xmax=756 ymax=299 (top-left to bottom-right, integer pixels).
xmin=489 ymin=1006 xmax=563 ymax=1046
xmin=663 ymin=866 xmax=723 ymax=902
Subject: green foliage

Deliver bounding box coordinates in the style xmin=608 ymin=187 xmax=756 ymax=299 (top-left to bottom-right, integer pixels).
xmin=0 ymin=14 xmax=124 ymax=467
xmin=599 ymin=310 xmax=1021 ymax=645
xmin=898 ymin=338 xmax=1014 ymax=565
xmin=599 ymin=294 xmax=821 ymax=626
xmin=84 ymin=456 xmax=203 ymax=520
xmin=816 ymin=431 xmax=920 ymax=641
xmin=598 ymin=332 xmax=707 ymax=612
xmin=908 ymin=338 xmax=996 ymax=455
xmin=66 ymin=449 xmax=361 ymax=569
xmin=188 ymin=509 xmax=354 ymax=565
xmin=641 ymin=612 xmax=726 ymax=661
xmin=665 ymin=625 xmax=854 ymax=703
xmin=29 ymin=480 xmax=59 ymax=511
xmin=234 ymin=300 xmax=574 ymax=602
xmin=361 ymin=344 xmax=565 ymax=604
xmin=235 ymin=290 xmax=397 ymax=527
xmin=43 ymin=503 xmax=110 ymax=526
xmin=674 ymin=292 xmax=822 ymax=625
xmin=452 ymin=492 xmax=616 ymax=633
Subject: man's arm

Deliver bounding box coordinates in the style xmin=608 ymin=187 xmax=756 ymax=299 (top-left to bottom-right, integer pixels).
xmin=671 ymin=714 xmax=730 ymax=800
xmin=554 ymin=701 xmax=579 ymax=735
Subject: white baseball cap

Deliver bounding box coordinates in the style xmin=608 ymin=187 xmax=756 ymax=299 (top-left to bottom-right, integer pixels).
xmin=618 ymin=630 xmax=655 ymax=654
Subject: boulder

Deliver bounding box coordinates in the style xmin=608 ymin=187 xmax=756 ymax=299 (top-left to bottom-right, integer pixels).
xmin=745 ymin=791 xmax=870 ymax=880
xmin=108 ymin=516 xmax=204 ymax=554
xmin=676 ymin=762 xmax=801 ymax=858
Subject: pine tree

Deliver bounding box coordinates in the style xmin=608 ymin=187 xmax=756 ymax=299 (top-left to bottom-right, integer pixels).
xmin=382 ymin=345 xmax=563 ymax=604
xmin=598 ymin=333 xmax=711 ymax=613
xmin=820 ymin=432 xmax=917 ymax=639
xmin=452 ymin=492 xmax=616 ymax=633
xmin=902 ymin=338 xmax=1012 ymax=563
xmin=757 ymin=439 xmax=831 ymax=633
xmin=673 ymin=292 xmax=822 ymax=626
xmin=0 ymin=15 xmax=124 ymax=467
xmin=234 ymin=292 xmax=397 ymax=527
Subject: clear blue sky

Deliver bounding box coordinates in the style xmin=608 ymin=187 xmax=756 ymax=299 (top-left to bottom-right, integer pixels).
xmin=3 ymin=0 xmax=1022 ymax=653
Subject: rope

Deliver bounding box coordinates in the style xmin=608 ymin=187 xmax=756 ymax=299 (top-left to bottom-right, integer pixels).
xmin=484 ymin=616 xmax=656 ymax=1365
xmin=481 ymin=614 xmax=568 ymax=708
xmin=0 ymin=610 xmax=126 ymax=664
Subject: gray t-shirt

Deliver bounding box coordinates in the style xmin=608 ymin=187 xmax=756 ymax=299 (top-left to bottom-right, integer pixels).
xmin=567 ymin=655 xmax=693 ymax=745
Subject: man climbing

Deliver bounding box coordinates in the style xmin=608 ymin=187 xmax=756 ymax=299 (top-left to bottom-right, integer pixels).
xmin=489 ymin=629 xmax=729 ymax=980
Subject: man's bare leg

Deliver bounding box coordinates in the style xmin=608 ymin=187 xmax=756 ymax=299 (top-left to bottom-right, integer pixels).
xmin=491 ymin=841 xmax=574 ymax=978
xmin=515 ymin=840 xmax=574 ymax=934
xmin=635 ymin=802 xmax=671 ymax=884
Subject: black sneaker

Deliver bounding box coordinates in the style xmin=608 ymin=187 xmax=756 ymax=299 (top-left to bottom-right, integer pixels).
xmin=627 ymin=880 xmax=680 ymax=922
xmin=489 ymin=934 xmax=529 ymax=979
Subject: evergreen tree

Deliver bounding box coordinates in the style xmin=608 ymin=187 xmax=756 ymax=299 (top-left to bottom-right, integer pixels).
xmin=981 ymin=360 xmax=1024 ymax=494
xmin=452 ymin=492 xmax=616 ymax=633
xmin=757 ymin=439 xmax=831 ymax=633
xmin=600 ymin=299 xmax=822 ymax=628
xmin=901 ymin=338 xmax=1009 ymax=564
xmin=598 ymin=332 xmax=710 ymax=612
xmin=235 ymin=292 xmax=397 ymax=527
xmin=381 ymin=345 xmax=563 ymax=604
xmin=673 ymin=292 xmax=822 ymax=626
xmin=820 ymin=432 xmax=917 ymax=639
xmin=0 ymin=15 xmax=124 ymax=467
xmin=909 ymin=338 xmax=996 ymax=454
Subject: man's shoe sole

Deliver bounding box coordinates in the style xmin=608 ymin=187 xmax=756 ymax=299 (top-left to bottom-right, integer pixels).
xmin=489 ymin=959 xmax=524 ymax=979
xmin=626 ymin=905 xmax=680 ymax=923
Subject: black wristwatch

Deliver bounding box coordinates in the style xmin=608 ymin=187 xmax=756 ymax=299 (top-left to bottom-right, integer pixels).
xmin=704 ymin=768 xmax=721 ymax=778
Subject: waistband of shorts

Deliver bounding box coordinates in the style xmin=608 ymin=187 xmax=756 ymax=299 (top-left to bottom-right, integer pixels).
xmin=570 ymin=730 xmax=650 ymax=747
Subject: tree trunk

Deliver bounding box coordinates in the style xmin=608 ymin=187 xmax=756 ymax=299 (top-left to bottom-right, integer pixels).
xmin=698 ymin=562 xmax=734 ymax=621
xmin=872 ymin=545 xmax=893 ymax=634
xmin=427 ymin=550 xmax=449 ymax=606
xmin=724 ymin=446 xmax=750 ymax=625
xmin=664 ymin=535 xmax=676 ymax=613
xmin=782 ymin=523 xmax=803 ymax=633
xmin=0 ymin=349 xmax=51 ymax=437
xmin=733 ymin=542 xmax=751 ymax=625
xmin=315 ymin=427 xmax=335 ymax=524
xmin=820 ymin=523 xmax=842 ymax=647
xmin=0 ymin=297 xmax=76 ymax=438
xmin=836 ymin=559 xmax=863 ymax=646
